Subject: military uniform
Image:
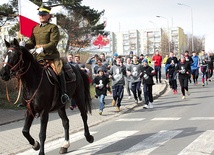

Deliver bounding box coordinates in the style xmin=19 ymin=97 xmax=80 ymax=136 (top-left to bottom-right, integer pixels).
xmin=26 ymin=23 xmax=60 ymax=61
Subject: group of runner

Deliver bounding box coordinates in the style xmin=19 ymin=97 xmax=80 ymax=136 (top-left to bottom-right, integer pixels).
xmin=67 ymin=49 xmax=214 ymax=115
xmin=164 ymin=50 xmax=214 ymax=99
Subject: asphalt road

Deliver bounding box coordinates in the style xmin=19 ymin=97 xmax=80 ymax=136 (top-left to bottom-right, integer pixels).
xmin=21 ymin=79 xmax=214 ymax=155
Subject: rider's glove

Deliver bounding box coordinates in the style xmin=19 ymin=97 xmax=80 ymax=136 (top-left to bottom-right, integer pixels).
xmin=19 ymin=41 xmax=25 ymax=47
xmin=35 ymin=47 xmax=44 ymax=54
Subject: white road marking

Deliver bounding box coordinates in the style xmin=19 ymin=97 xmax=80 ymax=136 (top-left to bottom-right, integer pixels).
xmin=189 ymin=117 xmax=214 ymax=120
xmin=67 ymin=131 xmax=138 ymax=155
xmin=116 ymin=118 xmax=145 ymax=121
xmin=17 ymin=131 xmax=97 ymax=155
xmin=178 ymin=130 xmax=214 ymax=155
xmin=120 ymin=130 xmax=182 ymax=155
xmin=151 ymin=117 xmax=181 ymax=121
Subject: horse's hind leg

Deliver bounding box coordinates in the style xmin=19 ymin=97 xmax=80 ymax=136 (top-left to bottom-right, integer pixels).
xmin=22 ymin=111 xmax=40 ymax=151
xmin=78 ymin=103 xmax=94 ymax=143
xmin=58 ymin=107 xmax=70 ymax=154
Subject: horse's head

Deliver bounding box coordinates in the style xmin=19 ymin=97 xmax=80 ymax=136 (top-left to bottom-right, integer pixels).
xmin=0 ymin=38 xmax=23 ymax=81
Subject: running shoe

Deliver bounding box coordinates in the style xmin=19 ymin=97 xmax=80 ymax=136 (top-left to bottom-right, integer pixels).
xmin=143 ymin=104 xmax=149 ymax=109
xmin=112 ymin=100 xmax=116 ymax=106
xmin=99 ymin=111 xmax=102 ymax=115
xmin=187 ymin=91 xmax=190 ymax=96
xmin=116 ymin=106 xmax=120 ymax=112
xmin=128 ymin=96 xmax=132 ymax=99
xmin=182 ymin=96 xmax=186 ymax=99
xmin=202 ymin=83 xmax=205 ymax=86
xmin=135 ymin=99 xmax=138 ymax=104
xmin=149 ymin=102 xmax=153 ymax=108
xmin=173 ymin=89 xmax=175 ymax=94
xmin=70 ymin=105 xmax=76 ymax=110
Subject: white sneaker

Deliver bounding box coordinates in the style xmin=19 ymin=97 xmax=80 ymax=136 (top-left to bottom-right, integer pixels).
xmin=149 ymin=102 xmax=153 ymax=108
xmin=143 ymin=104 xmax=148 ymax=109
xmin=128 ymin=96 xmax=132 ymax=99
xmin=187 ymin=91 xmax=190 ymax=96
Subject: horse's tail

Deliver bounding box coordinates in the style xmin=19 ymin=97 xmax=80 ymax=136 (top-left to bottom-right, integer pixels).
xmin=79 ymin=70 xmax=92 ymax=114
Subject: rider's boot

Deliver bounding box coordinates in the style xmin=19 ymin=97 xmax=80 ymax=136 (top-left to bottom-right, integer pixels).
xmin=59 ymin=71 xmax=70 ymax=104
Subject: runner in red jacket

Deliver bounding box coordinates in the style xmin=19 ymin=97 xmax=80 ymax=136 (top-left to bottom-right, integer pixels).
xmin=152 ymin=50 xmax=163 ymax=83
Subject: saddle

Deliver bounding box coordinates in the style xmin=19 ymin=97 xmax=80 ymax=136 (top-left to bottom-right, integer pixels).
xmin=39 ymin=60 xmax=76 ymax=84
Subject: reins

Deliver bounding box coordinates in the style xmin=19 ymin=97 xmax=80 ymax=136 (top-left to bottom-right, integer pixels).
xmin=24 ymin=69 xmax=44 ymax=117
xmin=3 ymin=49 xmax=31 ymax=104
xmin=5 ymin=48 xmax=45 ymax=117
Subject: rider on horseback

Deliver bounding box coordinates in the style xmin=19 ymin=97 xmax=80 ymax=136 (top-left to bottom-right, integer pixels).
xmin=20 ymin=4 xmax=70 ymax=104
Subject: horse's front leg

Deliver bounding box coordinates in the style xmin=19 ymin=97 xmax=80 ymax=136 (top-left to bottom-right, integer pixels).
xmin=38 ymin=111 xmax=49 ymax=155
xmin=58 ymin=106 xmax=70 ymax=154
xmin=22 ymin=111 xmax=40 ymax=151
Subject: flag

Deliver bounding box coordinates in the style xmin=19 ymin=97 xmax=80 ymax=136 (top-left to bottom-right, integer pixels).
xmin=18 ymin=0 xmax=39 ymax=38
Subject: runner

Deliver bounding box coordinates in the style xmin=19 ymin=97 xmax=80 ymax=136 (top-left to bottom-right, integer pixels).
xmin=93 ymin=68 xmax=110 ymax=115
xmin=127 ymin=55 xmax=142 ymax=104
xmin=184 ymin=51 xmax=193 ymax=83
xmin=124 ymin=57 xmax=132 ymax=99
xmin=140 ymin=59 xmax=156 ymax=109
xmin=176 ymin=55 xmax=191 ymax=99
xmin=166 ymin=52 xmax=179 ymax=94
xmin=199 ymin=50 xmax=209 ymax=86
xmin=191 ymin=51 xmax=199 ymax=85
xmin=109 ymin=56 xmax=126 ymax=112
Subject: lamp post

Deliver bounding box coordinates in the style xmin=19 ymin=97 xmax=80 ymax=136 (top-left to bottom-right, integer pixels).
xmin=178 ymin=3 xmax=194 ymax=51
xmin=156 ymin=15 xmax=170 ymax=53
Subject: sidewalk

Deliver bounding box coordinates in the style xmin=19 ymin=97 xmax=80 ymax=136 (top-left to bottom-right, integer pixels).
xmin=0 ymin=81 xmax=167 ymax=155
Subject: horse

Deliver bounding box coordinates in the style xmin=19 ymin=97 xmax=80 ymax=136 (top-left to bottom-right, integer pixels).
xmin=0 ymin=38 xmax=94 ymax=155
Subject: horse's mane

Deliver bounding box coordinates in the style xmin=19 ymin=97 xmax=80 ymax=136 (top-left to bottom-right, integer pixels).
xmin=20 ymin=47 xmax=35 ymax=61
xmin=19 ymin=46 xmax=42 ymax=74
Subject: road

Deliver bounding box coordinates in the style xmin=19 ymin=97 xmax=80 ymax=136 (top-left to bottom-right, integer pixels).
xmin=18 ymin=79 xmax=214 ymax=155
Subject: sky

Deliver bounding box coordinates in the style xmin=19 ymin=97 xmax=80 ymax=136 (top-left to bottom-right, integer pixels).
xmin=81 ymin=0 xmax=214 ymax=38
xmin=1 ymin=0 xmax=214 ymax=37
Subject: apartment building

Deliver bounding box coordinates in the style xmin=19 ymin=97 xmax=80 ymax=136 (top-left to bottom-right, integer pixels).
xmin=111 ymin=26 xmax=186 ymax=57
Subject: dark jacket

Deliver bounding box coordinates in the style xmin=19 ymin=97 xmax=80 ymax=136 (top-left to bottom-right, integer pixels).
xmin=26 ymin=23 xmax=60 ymax=61
xmin=93 ymin=75 xmax=110 ymax=96
xmin=176 ymin=61 xmax=190 ymax=79
xmin=140 ymin=65 xmax=155 ymax=85
xmin=166 ymin=57 xmax=178 ymax=75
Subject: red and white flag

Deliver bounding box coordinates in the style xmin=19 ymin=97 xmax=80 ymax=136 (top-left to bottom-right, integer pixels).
xmin=18 ymin=0 xmax=39 ymax=38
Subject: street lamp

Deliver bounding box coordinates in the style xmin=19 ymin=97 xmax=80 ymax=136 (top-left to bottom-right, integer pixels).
xmin=149 ymin=21 xmax=157 ymax=53
xmin=156 ymin=15 xmax=170 ymax=53
xmin=178 ymin=3 xmax=194 ymax=51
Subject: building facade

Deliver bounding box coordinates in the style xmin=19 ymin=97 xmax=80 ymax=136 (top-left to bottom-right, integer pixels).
xmin=111 ymin=26 xmax=186 ymax=57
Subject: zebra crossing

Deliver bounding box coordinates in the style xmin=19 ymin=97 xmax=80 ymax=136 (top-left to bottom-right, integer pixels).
xmin=18 ymin=117 xmax=214 ymax=155
xmin=19 ymin=129 xmax=214 ymax=155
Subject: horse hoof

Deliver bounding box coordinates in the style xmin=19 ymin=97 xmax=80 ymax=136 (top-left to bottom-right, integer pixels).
xmin=59 ymin=147 xmax=68 ymax=154
xmin=32 ymin=140 xmax=40 ymax=151
xmin=87 ymin=135 xmax=94 ymax=143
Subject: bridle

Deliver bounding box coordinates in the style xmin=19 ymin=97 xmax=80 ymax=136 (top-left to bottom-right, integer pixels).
xmin=3 ymin=47 xmax=31 ymax=79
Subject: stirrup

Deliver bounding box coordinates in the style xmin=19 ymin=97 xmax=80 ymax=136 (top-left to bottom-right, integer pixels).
xmin=61 ymin=93 xmax=70 ymax=104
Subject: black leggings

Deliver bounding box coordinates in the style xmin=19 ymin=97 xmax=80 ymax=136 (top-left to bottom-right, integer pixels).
xmin=179 ymin=78 xmax=188 ymax=96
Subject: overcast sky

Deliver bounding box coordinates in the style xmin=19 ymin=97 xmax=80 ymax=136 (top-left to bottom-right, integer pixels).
xmin=82 ymin=0 xmax=214 ymax=37
xmin=1 ymin=0 xmax=214 ymax=37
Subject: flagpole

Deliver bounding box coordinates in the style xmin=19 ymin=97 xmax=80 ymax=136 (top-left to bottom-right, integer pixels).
xmin=18 ymin=0 xmax=23 ymax=41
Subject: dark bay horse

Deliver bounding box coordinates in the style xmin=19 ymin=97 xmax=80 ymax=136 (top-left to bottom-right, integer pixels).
xmin=0 ymin=38 xmax=94 ymax=155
